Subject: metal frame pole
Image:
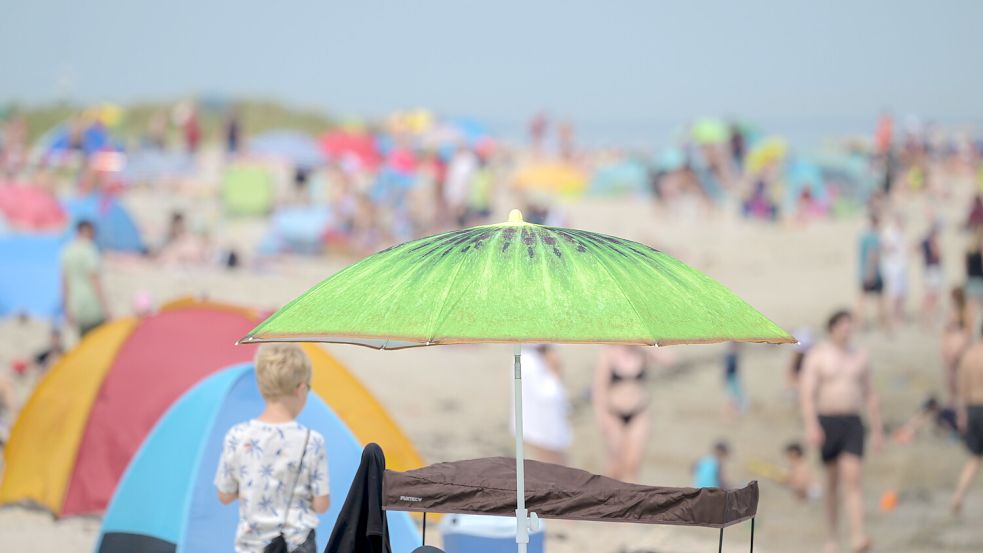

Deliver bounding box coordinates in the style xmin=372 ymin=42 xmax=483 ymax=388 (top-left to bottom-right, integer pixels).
xmin=750 ymin=517 xmax=755 ymax=552
xmin=513 ymin=345 xmax=529 ymax=553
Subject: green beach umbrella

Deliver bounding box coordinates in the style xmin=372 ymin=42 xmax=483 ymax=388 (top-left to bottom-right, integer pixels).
xmin=692 ymin=117 xmax=730 ymax=145
xmin=240 ymin=209 xmax=793 ymax=552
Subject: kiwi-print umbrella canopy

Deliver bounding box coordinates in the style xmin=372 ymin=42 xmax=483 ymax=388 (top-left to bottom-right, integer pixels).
xmin=240 ymin=210 xmax=793 ymax=348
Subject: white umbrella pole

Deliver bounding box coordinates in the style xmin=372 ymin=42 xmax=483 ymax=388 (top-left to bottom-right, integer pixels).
xmin=513 ymin=344 xmax=529 ymax=553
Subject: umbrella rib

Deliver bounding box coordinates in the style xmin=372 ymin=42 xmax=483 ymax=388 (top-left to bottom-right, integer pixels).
xmin=587 ymin=249 xmax=658 ymax=345
xmin=425 ymin=257 xmax=470 ymax=343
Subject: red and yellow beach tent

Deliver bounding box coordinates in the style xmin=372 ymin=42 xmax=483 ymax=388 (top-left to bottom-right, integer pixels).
xmin=0 ymin=299 xmax=423 ymax=516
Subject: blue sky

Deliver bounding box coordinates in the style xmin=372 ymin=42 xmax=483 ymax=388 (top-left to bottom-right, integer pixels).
xmin=2 ymin=1 xmax=981 ymax=143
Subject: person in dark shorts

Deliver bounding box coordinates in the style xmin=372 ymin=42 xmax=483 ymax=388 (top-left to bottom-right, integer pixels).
xmin=951 ymin=322 xmax=983 ymax=514
xmin=800 ymin=310 xmax=883 ymax=553
xmin=856 ymin=213 xmax=888 ymax=331
xmin=818 ymin=414 xmax=865 ymax=463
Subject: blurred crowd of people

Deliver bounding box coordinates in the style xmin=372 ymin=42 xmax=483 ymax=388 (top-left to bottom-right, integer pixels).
xmin=507 ymin=113 xmax=983 ymax=553
xmin=3 ymin=102 xmax=983 ymax=552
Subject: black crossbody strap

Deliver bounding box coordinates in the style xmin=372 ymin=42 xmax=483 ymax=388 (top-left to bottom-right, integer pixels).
xmin=280 ymin=428 xmax=311 ymax=530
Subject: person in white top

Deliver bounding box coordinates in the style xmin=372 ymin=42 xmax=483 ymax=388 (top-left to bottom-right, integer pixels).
xmin=880 ymin=212 xmax=908 ymax=326
xmin=511 ymin=345 xmax=572 ymax=464
xmin=215 ymin=345 xmax=330 ymax=553
xmin=443 ymin=145 xmax=478 ymax=227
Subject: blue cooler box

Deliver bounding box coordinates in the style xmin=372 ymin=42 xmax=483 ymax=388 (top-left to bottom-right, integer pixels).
xmin=439 ymin=514 xmax=545 ymax=553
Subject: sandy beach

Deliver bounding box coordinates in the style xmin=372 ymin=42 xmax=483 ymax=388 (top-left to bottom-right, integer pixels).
xmin=2 ymin=171 xmax=982 ymax=553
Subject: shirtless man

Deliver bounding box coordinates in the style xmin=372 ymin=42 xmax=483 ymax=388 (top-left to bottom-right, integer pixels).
xmin=800 ymin=310 xmax=883 ymax=553
xmin=951 ymin=322 xmax=983 ymax=514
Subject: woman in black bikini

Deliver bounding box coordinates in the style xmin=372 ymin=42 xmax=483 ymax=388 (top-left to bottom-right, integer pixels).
xmin=593 ymin=345 xmax=654 ymax=482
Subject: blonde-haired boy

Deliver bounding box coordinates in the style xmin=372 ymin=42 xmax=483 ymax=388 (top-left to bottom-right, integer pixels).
xmin=215 ymin=344 xmax=330 ymax=553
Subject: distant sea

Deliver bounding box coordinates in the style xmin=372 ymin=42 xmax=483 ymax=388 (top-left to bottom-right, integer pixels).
xmin=482 ymin=115 xmax=983 ymax=152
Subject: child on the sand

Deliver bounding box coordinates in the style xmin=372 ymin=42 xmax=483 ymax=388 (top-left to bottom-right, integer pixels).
xmin=782 ymin=442 xmax=819 ymax=501
xmin=215 ymin=344 xmax=330 ymax=553
xmin=693 ymin=440 xmax=731 ymax=489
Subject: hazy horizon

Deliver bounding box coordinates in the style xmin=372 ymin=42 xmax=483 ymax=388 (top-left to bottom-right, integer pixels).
xmin=3 ymin=0 xmax=982 ymax=145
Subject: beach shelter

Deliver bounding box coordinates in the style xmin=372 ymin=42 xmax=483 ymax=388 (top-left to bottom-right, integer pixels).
xmin=746 ymin=137 xmax=788 ymax=173
xmin=386 ymin=457 xmax=758 ymax=530
xmin=43 ymin=122 xmax=121 ymax=158
xmin=0 ymin=184 xmax=67 ymax=232
xmin=319 ymin=131 xmax=381 ymax=170
xmin=655 ymin=147 xmax=686 ymax=172
xmin=783 ymin=159 xmax=828 ymax=213
xmin=221 ymin=164 xmax=275 ymax=216
xmin=812 ymin=149 xmax=877 ymax=206
xmin=512 ymin=162 xmax=588 ymax=196
xmin=239 ymin=209 xmax=793 ymax=552
xmin=95 ymin=363 xmax=420 ymax=553
xmin=589 ymin=159 xmax=649 ymax=196
xmin=63 ymin=194 xmax=145 ymax=253
xmin=259 ymin=206 xmax=332 ymax=256
xmin=0 ymin=234 xmax=63 ymax=318
xmin=386 ymin=108 xmax=435 ymax=135
xmin=692 ymin=118 xmax=729 ymax=145
xmin=121 ymin=150 xmax=195 ymax=184
xmin=415 ymin=116 xmax=490 ymax=150
xmin=0 ymin=300 xmax=423 ymax=517
xmin=249 ymin=131 xmax=326 ymax=168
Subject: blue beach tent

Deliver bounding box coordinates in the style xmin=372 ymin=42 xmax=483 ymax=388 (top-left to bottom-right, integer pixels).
xmin=63 ymin=194 xmax=145 ymax=254
xmin=0 ymin=234 xmax=63 ymax=319
xmin=249 ymin=131 xmax=326 ymax=168
xmin=95 ymin=363 xmax=420 ymax=553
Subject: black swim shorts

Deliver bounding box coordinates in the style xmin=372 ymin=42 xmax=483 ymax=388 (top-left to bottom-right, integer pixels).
xmin=819 ymin=414 xmax=865 ymax=463
xmin=861 ymin=275 xmax=883 ymax=295
xmin=965 ymin=405 xmax=983 ymax=456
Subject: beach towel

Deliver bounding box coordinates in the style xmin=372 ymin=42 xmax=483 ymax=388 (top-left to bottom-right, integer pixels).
xmin=323 ymin=443 xmax=391 ymax=553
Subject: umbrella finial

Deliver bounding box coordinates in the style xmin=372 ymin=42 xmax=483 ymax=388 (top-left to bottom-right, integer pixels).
xmin=508 ymin=209 xmax=524 ymax=224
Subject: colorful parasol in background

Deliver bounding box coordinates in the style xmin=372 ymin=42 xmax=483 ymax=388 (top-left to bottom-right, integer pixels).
xmin=319 ymin=131 xmax=382 ymax=170
xmin=512 ymin=162 xmax=588 ymax=196
xmin=746 ymin=137 xmax=788 ymax=173
xmin=692 ymin=117 xmax=730 ymax=145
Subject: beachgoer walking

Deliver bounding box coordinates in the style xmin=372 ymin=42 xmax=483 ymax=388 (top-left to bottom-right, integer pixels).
xmin=800 ymin=310 xmax=883 ymax=553
xmin=964 ymin=229 xmax=983 ymax=335
xmin=215 ymin=344 xmax=330 ymax=553
xmin=950 ymin=325 xmax=983 ymax=515
xmin=443 ymin=145 xmax=477 ymax=227
xmin=184 ymin=105 xmax=201 ymax=154
xmin=919 ymin=221 xmax=944 ymax=326
xmin=529 ymin=112 xmax=548 ymax=153
xmin=966 ymin=195 xmax=983 ymax=231
xmin=952 ymin=322 xmax=983 ymax=514
xmin=875 ymin=112 xmax=893 ymax=159
xmin=942 ymin=287 xmax=971 ymax=407
xmin=225 ymin=108 xmax=242 ymax=155
xmin=856 ymin=213 xmax=888 ymax=331
xmin=880 ymin=212 xmax=908 ymax=326
xmin=61 ymin=220 xmax=110 ymax=338
xmin=594 ymin=345 xmax=652 ymax=482
xmin=513 ymin=345 xmax=571 ymax=465
xmin=723 ymin=342 xmax=748 ymax=415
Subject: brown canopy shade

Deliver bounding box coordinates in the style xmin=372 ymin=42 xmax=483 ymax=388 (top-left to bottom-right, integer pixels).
xmin=383 ymin=457 xmax=757 ymax=529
